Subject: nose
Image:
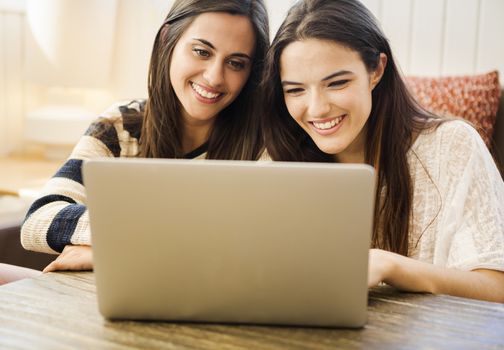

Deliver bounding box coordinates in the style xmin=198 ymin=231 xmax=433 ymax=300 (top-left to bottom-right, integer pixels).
xmin=306 ymin=90 xmax=331 ymax=119
xmin=203 ymin=60 xmax=225 ymax=88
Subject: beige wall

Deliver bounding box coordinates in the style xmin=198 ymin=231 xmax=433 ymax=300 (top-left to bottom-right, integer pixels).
xmin=109 ymin=0 xmax=168 ymax=101
xmin=1 ymin=0 xmax=503 ymax=156
xmin=110 ymin=0 xmax=504 ymax=103
xmin=361 ymin=0 xmax=504 ymax=76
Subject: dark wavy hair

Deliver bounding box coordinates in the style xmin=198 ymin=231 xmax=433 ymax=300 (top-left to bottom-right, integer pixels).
xmin=262 ymin=0 xmax=442 ymax=255
xmin=140 ymin=0 xmax=269 ymax=160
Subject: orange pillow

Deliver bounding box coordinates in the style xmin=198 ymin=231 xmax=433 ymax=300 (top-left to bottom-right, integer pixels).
xmin=405 ymin=71 xmax=501 ymax=146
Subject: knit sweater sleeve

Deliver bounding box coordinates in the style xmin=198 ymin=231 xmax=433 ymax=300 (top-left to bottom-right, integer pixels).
xmin=20 ymin=100 xmax=144 ymax=254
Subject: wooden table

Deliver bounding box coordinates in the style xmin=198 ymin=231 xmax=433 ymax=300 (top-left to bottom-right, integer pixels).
xmin=0 ymin=272 xmax=503 ymax=349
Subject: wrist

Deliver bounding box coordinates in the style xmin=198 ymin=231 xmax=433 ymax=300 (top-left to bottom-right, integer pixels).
xmin=383 ymin=252 xmax=439 ymax=294
xmin=380 ymin=250 xmax=400 ymax=286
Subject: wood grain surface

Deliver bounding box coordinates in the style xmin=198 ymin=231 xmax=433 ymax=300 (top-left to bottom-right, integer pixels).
xmin=1 ymin=272 xmax=503 ymax=349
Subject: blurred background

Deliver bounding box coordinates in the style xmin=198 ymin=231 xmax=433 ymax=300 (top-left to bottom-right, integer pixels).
xmin=0 ymin=0 xmax=503 ymax=159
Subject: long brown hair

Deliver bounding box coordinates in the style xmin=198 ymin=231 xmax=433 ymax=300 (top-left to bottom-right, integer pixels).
xmin=140 ymin=0 xmax=269 ymax=160
xmin=262 ymin=0 xmax=441 ymax=256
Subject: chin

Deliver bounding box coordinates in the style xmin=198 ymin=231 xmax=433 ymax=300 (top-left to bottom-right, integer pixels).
xmin=313 ymin=141 xmax=343 ymax=156
xmin=187 ymin=108 xmax=219 ymax=122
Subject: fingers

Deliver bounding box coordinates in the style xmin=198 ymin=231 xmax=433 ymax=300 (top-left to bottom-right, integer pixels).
xmin=43 ymin=255 xmax=67 ymax=272
xmin=42 ymin=245 xmax=93 ymax=273
xmin=42 ymin=247 xmax=70 ymax=273
xmin=42 ymin=261 xmax=58 ymax=273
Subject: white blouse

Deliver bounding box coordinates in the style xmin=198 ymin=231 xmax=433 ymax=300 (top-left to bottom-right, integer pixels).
xmin=407 ymin=120 xmax=504 ymax=271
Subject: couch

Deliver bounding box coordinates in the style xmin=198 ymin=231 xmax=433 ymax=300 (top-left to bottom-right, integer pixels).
xmin=0 ymin=225 xmax=54 ymax=270
xmin=406 ymin=71 xmax=504 ymax=175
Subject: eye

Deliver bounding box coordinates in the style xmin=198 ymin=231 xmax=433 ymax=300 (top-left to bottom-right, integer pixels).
xmin=284 ymin=87 xmax=304 ymax=95
xmin=192 ymin=48 xmax=210 ymax=58
xmin=328 ymin=79 xmax=350 ymax=88
xmin=227 ymin=59 xmax=246 ymax=71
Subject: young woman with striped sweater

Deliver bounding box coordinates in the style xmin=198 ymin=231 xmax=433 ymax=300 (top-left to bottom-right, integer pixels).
xmin=0 ymin=0 xmax=269 ymax=284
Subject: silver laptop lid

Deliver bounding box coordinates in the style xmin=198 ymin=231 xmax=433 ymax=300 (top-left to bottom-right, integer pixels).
xmin=84 ymin=159 xmax=375 ymax=327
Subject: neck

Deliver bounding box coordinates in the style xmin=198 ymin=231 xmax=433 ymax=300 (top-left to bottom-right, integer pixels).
xmin=182 ymin=120 xmax=213 ymax=154
xmin=334 ymin=150 xmax=365 ymax=164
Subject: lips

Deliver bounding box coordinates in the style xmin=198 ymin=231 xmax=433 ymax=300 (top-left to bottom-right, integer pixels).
xmin=190 ymin=82 xmax=224 ymax=103
xmin=311 ymin=115 xmax=346 ymax=132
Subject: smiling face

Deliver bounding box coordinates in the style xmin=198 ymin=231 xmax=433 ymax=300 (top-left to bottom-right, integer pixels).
xmin=169 ymin=12 xmax=256 ymax=129
xmin=280 ymin=39 xmax=385 ymax=163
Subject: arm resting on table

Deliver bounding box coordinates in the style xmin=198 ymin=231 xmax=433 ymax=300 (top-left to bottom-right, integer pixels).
xmin=370 ymin=249 xmax=504 ymax=303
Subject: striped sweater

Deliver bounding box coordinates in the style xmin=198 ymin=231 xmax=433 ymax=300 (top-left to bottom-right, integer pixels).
xmin=21 ymin=100 xmax=208 ymax=254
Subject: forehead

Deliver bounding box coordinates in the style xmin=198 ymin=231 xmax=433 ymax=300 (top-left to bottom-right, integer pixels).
xmin=280 ymin=39 xmax=364 ymax=80
xmin=180 ymin=12 xmax=256 ymax=56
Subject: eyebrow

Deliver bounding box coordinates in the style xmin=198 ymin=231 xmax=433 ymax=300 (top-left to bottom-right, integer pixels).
xmin=193 ymin=38 xmax=252 ymax=60
xmin=281 ymin=70 xmax=353 ymax=86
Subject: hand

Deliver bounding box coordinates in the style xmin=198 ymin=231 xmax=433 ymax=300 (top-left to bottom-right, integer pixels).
xmin=368 ymin=248 xmax=396 ymax=287
xmin=43 ymin=245 xmax=93 ymax=273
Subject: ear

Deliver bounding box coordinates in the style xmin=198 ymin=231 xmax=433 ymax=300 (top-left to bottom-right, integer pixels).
xmin=370 ymin=53 xmax=387 ymax=90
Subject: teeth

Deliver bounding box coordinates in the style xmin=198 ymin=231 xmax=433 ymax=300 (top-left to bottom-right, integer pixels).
xmin=191 ymin=83 xmax=221 ymax=99
xmin=313 ymin=116 xmax=343 ymax=130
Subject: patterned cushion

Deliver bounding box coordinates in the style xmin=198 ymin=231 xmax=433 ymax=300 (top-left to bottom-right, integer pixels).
xmin=405 ymin=71 xmax=501 ymax=145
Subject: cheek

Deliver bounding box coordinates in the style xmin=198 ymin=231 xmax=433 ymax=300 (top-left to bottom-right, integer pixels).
xmin=354 ymin=90 xmax=373 ymax=119
xmin=229 ymin=70 xmax=251 ymax=95
xmin=169 ymin=46 xmax=183 ymax=76
xmin=284 ymin=97 xmax=304 ymax=122
xmin=170 ymin=48 xmax=197 ymax=84
xmin=337 ymin=86 xmax=372 ymax=116
xmin=169 ymin=57 xmax=184 ymax=88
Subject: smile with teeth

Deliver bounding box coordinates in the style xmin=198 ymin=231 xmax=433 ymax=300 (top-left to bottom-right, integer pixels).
xmin=312 ymin=116 xmax=345 ymax=130
xmin=191 ymin=82 xmax=222 ymax=100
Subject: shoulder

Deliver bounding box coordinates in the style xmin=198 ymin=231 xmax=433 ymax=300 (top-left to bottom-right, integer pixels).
xmin=84 ymin=99 xmax=146 ymax=157
xmin=88 ymin=100 xmax=145 ymax=137
xmin=101 ymin=99 xmax=146 ymax=117
xmin=423 ymin=119 xmax=479 ymax=141
xmin=413 ymin=119 xmax=485 ymax=157
xmin=98 ymin=99 xmax=145 ymax=135
xmin=411 ymin=119 xmax=500 ymax=181
xmin=434 ymin=119 xmax=482 ymax=142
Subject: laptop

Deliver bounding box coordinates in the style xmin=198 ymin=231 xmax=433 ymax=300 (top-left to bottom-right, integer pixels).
xmin=83 ymin=158 xmax=375 ymax=328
